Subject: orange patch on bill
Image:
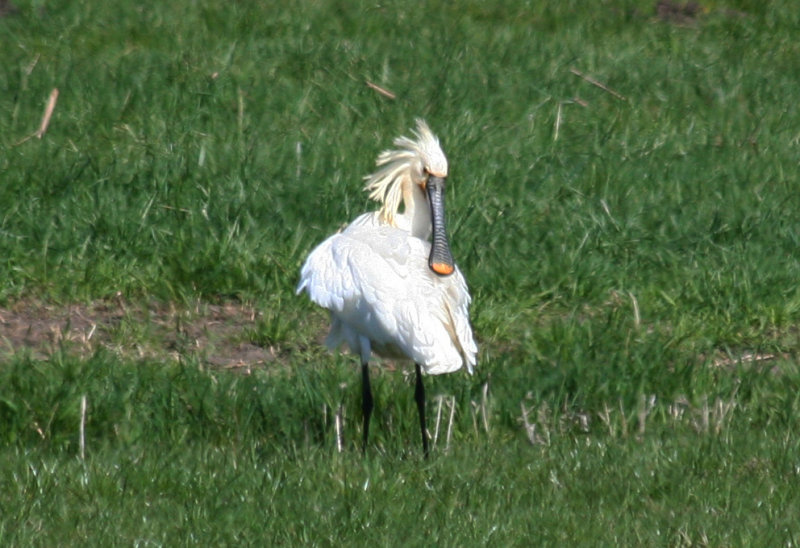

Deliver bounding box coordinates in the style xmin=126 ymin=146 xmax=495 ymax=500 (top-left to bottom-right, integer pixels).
xmin=431 ymin=262 xmax=455 ymax=276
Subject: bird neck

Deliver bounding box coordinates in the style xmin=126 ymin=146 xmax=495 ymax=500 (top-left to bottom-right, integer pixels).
xmin=397 ymin=180 xmax=432 ymax=240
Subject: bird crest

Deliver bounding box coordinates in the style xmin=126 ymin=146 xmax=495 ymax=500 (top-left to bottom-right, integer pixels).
xmin=363 ymin=119 xmax=448 ymax=225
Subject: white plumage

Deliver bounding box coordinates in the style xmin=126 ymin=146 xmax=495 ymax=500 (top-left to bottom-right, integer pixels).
xmin=296 ymin=120 xmax=477 ymax=456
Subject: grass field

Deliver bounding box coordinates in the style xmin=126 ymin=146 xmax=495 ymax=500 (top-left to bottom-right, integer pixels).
xmin=2 ymin=0 xmax=800 ymax=544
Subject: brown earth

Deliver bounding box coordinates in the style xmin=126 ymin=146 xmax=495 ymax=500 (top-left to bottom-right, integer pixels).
xmin=0 ymin=299 xmax=279 ymax=370
xmin=0 ymin=0 xmax=18 ymax=17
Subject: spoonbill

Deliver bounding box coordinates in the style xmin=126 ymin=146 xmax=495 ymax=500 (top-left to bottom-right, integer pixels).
xmin=296 ymin=120 xmax=477 ymax=457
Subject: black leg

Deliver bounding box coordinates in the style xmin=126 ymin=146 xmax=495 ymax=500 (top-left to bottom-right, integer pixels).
xmin=361 ymin=362 xmax=373 ymax=454
xmin=415 ymin=363 xmax=429 ymax=458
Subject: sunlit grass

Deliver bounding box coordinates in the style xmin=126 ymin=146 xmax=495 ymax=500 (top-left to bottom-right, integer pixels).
xmin=2 ymin=0 xmax=800 ymax=544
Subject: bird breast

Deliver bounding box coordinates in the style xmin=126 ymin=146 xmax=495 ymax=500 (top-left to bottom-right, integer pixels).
xmin=297 ymin=217 xmax=476 ymax=374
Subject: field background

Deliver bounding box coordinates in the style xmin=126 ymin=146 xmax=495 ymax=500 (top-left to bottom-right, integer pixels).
xmin=2 ymin=0 xmax=800 ymax=544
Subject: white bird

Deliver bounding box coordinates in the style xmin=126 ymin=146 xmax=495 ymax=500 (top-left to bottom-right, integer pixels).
xmin=296 ymin=120 xmax=477 ymax=457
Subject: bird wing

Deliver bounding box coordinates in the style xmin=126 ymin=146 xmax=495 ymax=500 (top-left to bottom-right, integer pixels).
xmin=297 ymin=223 xmax=475 ymax=374
xmin=441 ymin=265 xmax=478 ymax=374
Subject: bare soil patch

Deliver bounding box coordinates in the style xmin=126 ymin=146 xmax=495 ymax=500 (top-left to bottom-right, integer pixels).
xmin=0 ymin=299 xmax=278 ymax=369
xmin=656 ymin=0 xmax=702 ymax=24
xmin=0 ymin=0 xmax=18 ymax=17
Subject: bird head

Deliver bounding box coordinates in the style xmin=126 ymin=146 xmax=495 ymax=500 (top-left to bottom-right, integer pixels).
xmin=363 ymin=120 xmax=455 ymax=276
xmin=364 ymin=119 xmax=448 ymax=217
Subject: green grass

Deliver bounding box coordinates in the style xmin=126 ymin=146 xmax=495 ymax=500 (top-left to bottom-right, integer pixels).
xmin=2 ymin=0 xmax=800 ymax=544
